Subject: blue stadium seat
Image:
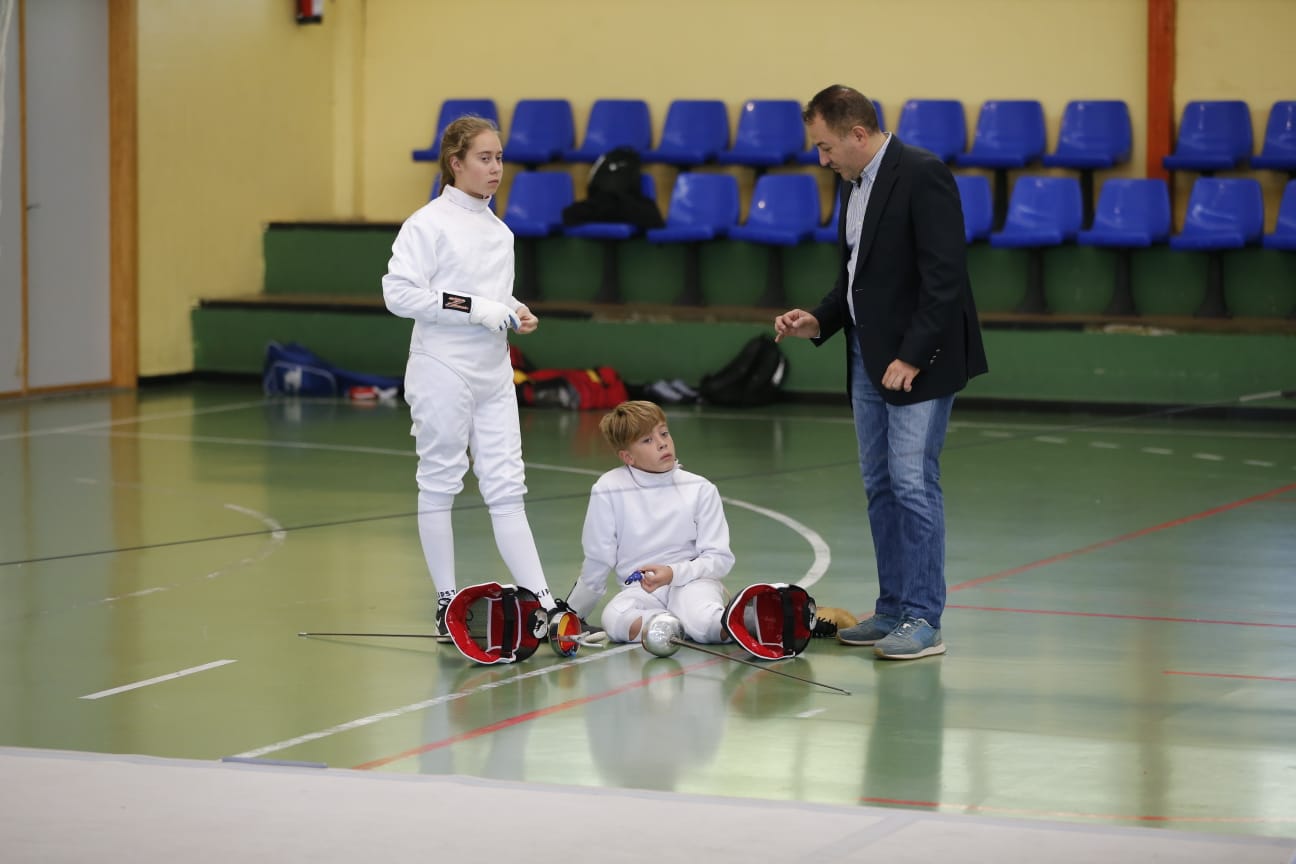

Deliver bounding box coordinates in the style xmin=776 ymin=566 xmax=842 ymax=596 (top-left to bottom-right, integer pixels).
xmin=1162 ymin=100 xmax=1253 ymax=173
xmin=799 ymin=100 xmax=886 ymax=164
xmin=646 ymin=173 xmax=740 ymax=243
xmin=896 ymin=99 xmax=967 ymax=162
xmin=1077 ymin=179 xmax=1171 ymax=248
xmin=728 ymin=174 xmax=821 ymax=245
xmin=813 ymin=199 xmax=840 ymax=243
xmin=503 ymin=171 xmax=574 ymax=237
xmin=1076 ymin=178 xmax=1171 ymax=315
xmin=643 ymin=100 xmax=730 ymax=166
xmin=954 ymin=174 xmax=993 ymax=243
xmin=717 ymin=100 xmax=805 ymax=167
xmin=729 ymin=173 xmax=822 ymax=307
xmin=563 ymin=174 xmax=658 ymax=240
xmin=989 ymin=177 xmax=1083 ymax=248
xmin=1262 ymin=180 xmax=1296 ymax=251
xmin=957 ymin=100 xmax=1047 ymax=169
xmin=957 ymin=100 xmax=1047 ymax=230
xmin=1250 ymin=101 xmax=1296 ymax=173
xmin=989 ymin=175 xmax=1082 ymax=314
xmin=505 ymin=99 xmax=575 ymax=166
xmin=646 ymin=173 xmax=741 ymax=304
xmin=412 ymin=99 xmax=499 ymax=162
xmin=1169 ymin=177 xmax=1265 ymax=317
xmin=1043 ymin=101 xmax=1133 ymax=170
xmin=1169 ymin=178 xmax=1265 ymax=250
xmin=1042 ymin=100 xmax=1133 ymax=226
xmin=503 ymin=171 xmax=574 ymax=300
xmin=563 ymin=99 xmax=653 ymax=162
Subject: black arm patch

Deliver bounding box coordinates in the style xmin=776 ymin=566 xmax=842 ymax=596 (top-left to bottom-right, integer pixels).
xmin=442 ymin=292 xmax=472 ymax=314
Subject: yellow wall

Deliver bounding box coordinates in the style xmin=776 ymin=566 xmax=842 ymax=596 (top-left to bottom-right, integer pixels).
xmin=1175 ymin=0 xmax=1296 ymax=220
xmin=362 ymin=0 xmax=1146 ymax=220
xmin=134 ymin=0 xmax=1295 ymax=376
xmin=136 ymin=1 xmax=344 ymax=375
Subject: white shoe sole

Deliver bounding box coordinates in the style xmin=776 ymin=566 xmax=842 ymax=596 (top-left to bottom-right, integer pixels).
xmin=874 ymin=642 xmax=946 ymax=660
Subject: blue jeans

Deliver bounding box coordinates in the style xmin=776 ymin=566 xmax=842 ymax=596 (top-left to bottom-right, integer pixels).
xmin=848 ymin=335 xmax=954 ymax=628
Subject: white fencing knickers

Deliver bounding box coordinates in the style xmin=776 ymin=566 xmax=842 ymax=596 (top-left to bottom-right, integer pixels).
xmin=405 ymin=351 xmax=553 ymax=606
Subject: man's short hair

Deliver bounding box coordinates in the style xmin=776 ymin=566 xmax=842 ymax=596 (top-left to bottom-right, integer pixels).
xmin=599 ymin=400 xmax=668 ymax=452
xmin=803 ymin=85 xmax=880 ymax=137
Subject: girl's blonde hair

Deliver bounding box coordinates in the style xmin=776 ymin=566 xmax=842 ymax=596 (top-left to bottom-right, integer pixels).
xmin=438 ymin=116 xmax=500 ymax=189
xmin=598 ymin=401 xmax=668 ymax=452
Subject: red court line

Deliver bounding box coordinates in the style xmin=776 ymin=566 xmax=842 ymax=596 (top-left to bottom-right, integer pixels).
xmin=950 ymin=481 xmax=1296 ymax=593
xmin=858 ymin=796 xmax=1296 ymax=824
xmin=947 ymin=604 xmax=1296 ymax=629
xmin=353 ymin=656 xmax=725 ymax=771
xmin=1164 ymin=669 xmax=1296 ymax=683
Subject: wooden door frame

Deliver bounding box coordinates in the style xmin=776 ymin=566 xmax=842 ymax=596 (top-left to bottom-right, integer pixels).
xmin=108 ymin=0 xmax=136 ymax=388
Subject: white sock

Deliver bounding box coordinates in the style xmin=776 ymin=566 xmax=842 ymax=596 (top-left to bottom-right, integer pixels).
xmin=489 ymin=501 xmax=554 ymax=609
xmin=417 ymin=491 xmax=457 ymax=596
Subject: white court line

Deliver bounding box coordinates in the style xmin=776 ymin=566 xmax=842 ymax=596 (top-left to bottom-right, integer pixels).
xmin=1034 ymin=436 xmax=1068 ymax=444
xmin=1089 ymin=441 xmax=1120 ymax=449
xmin=233 ymin=645 xmax=638 ymax=759
xmin=1244 ymin=460 xmax=1276 ymax=468
xmin=0 ymin=400 xmax=270 ymax=442
xmin=80 ymin=660 xmax=237 ymax=700
xmin=1142 ymin=447 xmax=1174 ymax=455
xmin=1193 ymin=453 xmax=1225 ymax=462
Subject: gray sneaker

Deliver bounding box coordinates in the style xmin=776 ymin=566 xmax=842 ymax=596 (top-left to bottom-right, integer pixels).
xmin=874 ymin=617 xmax=945 ymax=660
xmin=836 ymin=613 xmax=900 ymax=646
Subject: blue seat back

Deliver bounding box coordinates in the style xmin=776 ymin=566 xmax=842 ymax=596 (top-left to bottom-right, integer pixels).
xmin=664 ymin=173 xmax=740 ymax=231
xmin=506 ymin=99 xmax=574 ymax=162
xmin=896 ymin=100 xmax=967 ymax=161
xmin=503 ymin=172 xmax=574 ymax=227
xmin=1003 ymin=176 xmax=1083 ymax=237
xmin=1053 ymin=100 xmax=1132 ymax=162
xmin=1259 ymin=101 xmax=1296 ymax=161
xmin=1089 ymin=179 xmax=1171 ymax=241
xmin=1276 ymin=180 xmax=1296 ymax=234
xmin=1181 ymin=178 xmax=1265 ymax=241
xmin=658 ymin=100 xmax=730 ymax=155
xmin=1172 ymin=101 xmax=1253 ymax=163
xmin=731 ymin=100 xmax=806 ymax=159
xmin=954 ymin=174 xmax=993 ymax=241
xmin=968 ymin=100 xmax=1046 ymax=161
xmin=744 ymin=174 xmax=821 ymax=231
xmin=577 ymin=99 xmax=653 ymax=155
xmin=427 ymin=99 xmax=499 ymax=157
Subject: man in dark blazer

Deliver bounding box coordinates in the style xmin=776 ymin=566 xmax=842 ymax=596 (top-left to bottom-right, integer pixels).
xmin=775 ymin=84 xmax=988 ymax=660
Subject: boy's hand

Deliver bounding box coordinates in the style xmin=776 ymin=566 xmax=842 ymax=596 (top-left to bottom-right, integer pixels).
xmin=635 ymin=565 xmax=673 ymax=593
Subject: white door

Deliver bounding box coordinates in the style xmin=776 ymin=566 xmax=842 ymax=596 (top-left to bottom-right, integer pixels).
xmin=0 ymin=0 xmax=111 ymax=396
xmin=0 ymin=0 xmax=21 ymax=394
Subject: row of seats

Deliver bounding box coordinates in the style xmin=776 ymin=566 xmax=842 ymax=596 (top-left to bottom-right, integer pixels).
xmin=415 ymin=97 xmax=1295 ymax=234
xmin=501 ymin=168 xmax=1296 ymax=317
xmin=502 ymin=170 xmax=1296 ymax=252
xmin=412 ymin=96 xmax=1296 ymax=173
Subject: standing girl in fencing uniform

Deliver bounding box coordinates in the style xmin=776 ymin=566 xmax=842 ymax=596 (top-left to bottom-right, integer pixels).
xmin=383 ymin=116 xmax=559 ymax=634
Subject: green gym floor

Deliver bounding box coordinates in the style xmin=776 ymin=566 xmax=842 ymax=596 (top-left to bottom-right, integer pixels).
xmin=2 ymin=382 xmax=1294 ymax=860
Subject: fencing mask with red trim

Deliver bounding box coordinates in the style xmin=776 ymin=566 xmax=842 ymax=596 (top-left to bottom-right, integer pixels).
xmin=445 ymin=583 xmax=579 ymax=664
xmin=722 ymin=583 xmax=816 ymax=660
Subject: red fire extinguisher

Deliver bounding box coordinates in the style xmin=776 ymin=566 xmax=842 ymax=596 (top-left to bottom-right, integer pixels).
xmin=296 ymin=0 xmax=323 ymax=24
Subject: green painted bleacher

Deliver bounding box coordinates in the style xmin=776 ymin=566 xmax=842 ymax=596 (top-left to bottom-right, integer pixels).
xmin=192 ymin=221 xmax=1296 ymax=410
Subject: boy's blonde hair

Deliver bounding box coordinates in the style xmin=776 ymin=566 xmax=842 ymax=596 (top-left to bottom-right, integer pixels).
xmin=598 ymin=401 xmax=668 ymax=452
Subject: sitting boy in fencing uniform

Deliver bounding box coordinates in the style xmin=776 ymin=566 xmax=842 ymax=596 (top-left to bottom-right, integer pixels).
xmin=565 ymin=401 xmax=734 ymax=644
